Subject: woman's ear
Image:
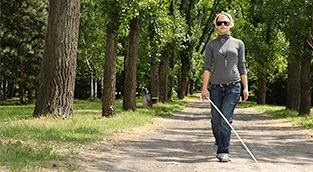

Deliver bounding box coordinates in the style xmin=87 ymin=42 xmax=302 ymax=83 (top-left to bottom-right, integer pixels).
xmin=230 ymin=22 xmax=234 ymax=28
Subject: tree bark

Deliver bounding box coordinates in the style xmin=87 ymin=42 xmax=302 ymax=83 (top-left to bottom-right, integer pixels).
xmin=19 ymin=73 xmax=27 ymax=104
xmin=159 ymin=47 xmax=170 ymax=103
xmin=123 ymin=16 xmax=141 ymax=111
xmin=27 ymin=88 xmax=33 ymax=104
xmin=150 ymin=62 xmax=159 ymax=102
xmin=189 ymin=79 xmax=194 ymax=95
xmin=286 ymin=8 xmax=302 ymax=111
xmin=299 ymin=46 xmax=312 ymax=116
xmin=185 ymin=80 xmax=189 ymax=96
xmin=178 ymin=65 xmax=188 ymax=99
xmin=102 ymin=20 xmax=119 ymax=117
xmin=94 ymin=79 xmax=97 ymax=98
xmin=286 ymin=56 xmax=301 ymax=111
xmin=33 ymin=0 xmax=80 ymax=118
xmin=2 ymin=78 xmax=8 ymax=100
xmin=257 ymin=25 xmax=270 ymax=105
xmin=257 ymin=76 xmax=266 ymax=104
xmin=90 ymin=70 xmax=94 ymax=99
xmin=167 ymin=44 xmax=176 ymax=100
xmin=0 ymin=73 xmax=2 ymax=101
xmin=299 ymin=0 xmax=313 ymax=115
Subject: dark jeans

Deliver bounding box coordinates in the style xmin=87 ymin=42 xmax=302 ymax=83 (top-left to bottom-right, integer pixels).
xmin=210 ymin=82 xmax=241 ymax=156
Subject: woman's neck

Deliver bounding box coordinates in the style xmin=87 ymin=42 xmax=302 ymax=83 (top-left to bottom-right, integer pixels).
xmin=218 ymin=32 xmax=230 ymax=36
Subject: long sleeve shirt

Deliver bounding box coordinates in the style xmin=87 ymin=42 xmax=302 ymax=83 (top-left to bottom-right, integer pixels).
xmin=204 ymin=33 xmax=247 ymax=85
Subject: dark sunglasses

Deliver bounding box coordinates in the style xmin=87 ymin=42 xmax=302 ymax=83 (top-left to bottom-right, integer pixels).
xmin=216 ymin=21 xmax=230 ymax=26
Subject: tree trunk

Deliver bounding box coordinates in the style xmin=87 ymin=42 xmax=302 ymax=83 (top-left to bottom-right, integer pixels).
xmin=28 ymin=87 xmax=33 ymax=104
xmin=257 ymin=25 xmax=270 ymax=105
xmin=101 ymin=71 xmax=104 ymax=98
xmin=123 ymin=16 xmax=141 ymax=111
xmin=189 ymin=79 xmax=194 ymax=95
xmin=159 ymin=47 xmax=170 ymax=103
xmin=286 ymin=8 xmax=301 ymax=111
xmin=150 ymin=62 xmax=159 ymax=102
xmin=102 ymin=20 xmax=119 ymax=117
xmin=94 ymin=79 xmax=97 ymax=98
xmin=8 ymin=82 xmax=15 ymax=99
xmin=33 ymin=0 xmax=80 ymax=118
xmin=286 ymin=58 xmax=301 ymax=111
xmin=0 ymin=73 xmax=2 ymax=101
xmin=257 ymin=76 xmax=266 ymax=104
xmin=178 ymin=66 xmax=188 ymax=99
xmin=185 ymin=80 xmax=189 ymax=96
xmin=178 ymin=47 xmax=190 ymax=99
xmin=178 ymin=0 xmax=193 ymax=99
xmin=19 ymin=73 xmax=27 ymax=104
xmin=167 ymin=44 xmax=176 ymax=100
xmin=299 ymin=47 xmax=312 ymax=116
xmin=3 ymin=78 xmax=8 ymax=100
xmin=299 ymin=2 xmax=313 ymax=115
xmin=90 ymin=70 xmax=94 ymax=99
xmin=122 ymin=36 xmax=128 ymax=98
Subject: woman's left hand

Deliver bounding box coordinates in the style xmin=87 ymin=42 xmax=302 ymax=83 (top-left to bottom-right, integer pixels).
xmin=242 ymin=89 xmax=249 ymax=102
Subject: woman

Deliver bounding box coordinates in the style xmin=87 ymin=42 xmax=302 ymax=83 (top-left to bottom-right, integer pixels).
xmin=201 ymin=12 xmax=249 ymax=162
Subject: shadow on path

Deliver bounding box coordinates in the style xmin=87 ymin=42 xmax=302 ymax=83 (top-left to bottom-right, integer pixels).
xmin=92 ymin=96 xmax=313 ymax=172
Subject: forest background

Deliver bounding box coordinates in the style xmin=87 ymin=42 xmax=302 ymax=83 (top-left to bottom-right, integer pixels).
xmin=1 ymin=0 xmax=312 ymax=116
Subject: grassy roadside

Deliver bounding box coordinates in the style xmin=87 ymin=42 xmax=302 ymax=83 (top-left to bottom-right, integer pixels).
xmin=0 ymin=96 xmax=192 ymax=171
xmin=238 ymin=101 xmax=313 ymax=130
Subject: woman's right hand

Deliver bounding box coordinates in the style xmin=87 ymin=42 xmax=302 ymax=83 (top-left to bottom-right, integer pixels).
xmin=201 ymin=89 xmax=210 ymax=99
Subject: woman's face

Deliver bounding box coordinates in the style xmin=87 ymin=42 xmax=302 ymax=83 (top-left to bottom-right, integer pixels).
xmin=215 ymin=15 xmax=232 ymax=35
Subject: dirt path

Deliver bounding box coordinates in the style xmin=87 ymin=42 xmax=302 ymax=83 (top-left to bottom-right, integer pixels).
xmin=78 ymin=96 xmax=313 ymax=172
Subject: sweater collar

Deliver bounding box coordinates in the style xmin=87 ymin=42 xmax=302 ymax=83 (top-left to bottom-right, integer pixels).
xmin=218 ymin=33 xmax=231 ymax=43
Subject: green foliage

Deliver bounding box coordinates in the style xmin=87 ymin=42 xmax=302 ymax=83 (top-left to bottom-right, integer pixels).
xmin=0 ymin=0 xmax=48 ymax=101
xmin=76 ymin=0 xmax=107 ymax=99
xmin=1 ymin=0 xmax=311 ymax=107
xmin=231 ymin=0 xmax=290 ymax=104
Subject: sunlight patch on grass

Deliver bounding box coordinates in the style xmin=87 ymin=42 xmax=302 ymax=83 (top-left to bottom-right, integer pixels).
xmin=0 ymin=96 xmax=190 ymax=171
xmin=238 ymin=101 xmax=313 ymax=130
xmin=0 ymin=140 xmax=68 ymax=172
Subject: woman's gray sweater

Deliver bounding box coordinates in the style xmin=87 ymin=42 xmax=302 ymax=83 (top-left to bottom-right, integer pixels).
xmin=204 ymin=33 xmax=247 ymax=85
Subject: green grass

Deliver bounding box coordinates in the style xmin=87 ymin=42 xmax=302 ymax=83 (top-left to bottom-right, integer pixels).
xmin=0 ymin=97 xmax=189 ymax=171
xmin=238 ymin=101 xmax=313 ymax=129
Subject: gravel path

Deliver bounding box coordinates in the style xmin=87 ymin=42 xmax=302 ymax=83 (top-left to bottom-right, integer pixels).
xmin=80 ymin=96 xmax=313 ymax=172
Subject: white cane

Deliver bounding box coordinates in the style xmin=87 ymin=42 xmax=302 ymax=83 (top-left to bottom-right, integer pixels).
xmin=200 ymin=96 xmax=260 ymax=166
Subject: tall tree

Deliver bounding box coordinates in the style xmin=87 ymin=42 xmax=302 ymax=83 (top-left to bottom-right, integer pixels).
xmin=286 ymin=7 xmax=301 ymax=111
xmin=123 ymin=15 xmax=141 ymax=111
xmin=298 ymin=0 xmax=312 ymax=116
xmin=33 ymin=0 xmax=81 ymax=118
xmin=159 ymin=46 xmax=170 ymax=103
xmin=177 ymin=0 xmax=191 ymax=99
xmin=240 ymin=0 xmax=288 ymax=105
xmin=102 ymin=0 xmax=121 ymax=117
xmin=299 ymin=44 xmax=312 ymax=115
xmin=285 ymin=0 xmax=312 ymax=113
